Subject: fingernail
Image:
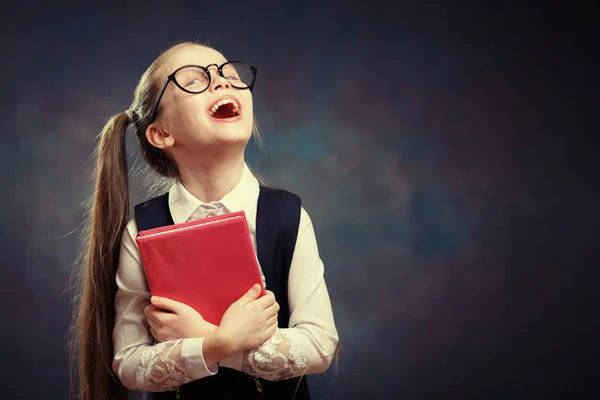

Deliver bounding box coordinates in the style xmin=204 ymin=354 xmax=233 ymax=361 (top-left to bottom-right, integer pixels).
xmin=151 ymin=296 xmax=160 ymax=303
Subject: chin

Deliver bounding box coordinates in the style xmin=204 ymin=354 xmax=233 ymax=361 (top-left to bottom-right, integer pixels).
xmin=190 ymin=113 xmax=253 ymax=148
xmin=212 ymin=119 xmax=252 ymax=141
xmin=211 ymin=127 xmax=252 ymax=146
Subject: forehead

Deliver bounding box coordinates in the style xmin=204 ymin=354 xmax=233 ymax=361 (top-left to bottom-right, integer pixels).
xmin=160 ymin=45 xmax=228 ymax=77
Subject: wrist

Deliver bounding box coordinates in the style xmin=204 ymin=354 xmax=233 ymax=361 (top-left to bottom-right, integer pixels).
xmin=214 ymin=327 xmax=241 ymax=354
xmin=202 ymin=331 xmax=236 ymax=366
xmin=193 ymin=323 xmax=218 ymax=338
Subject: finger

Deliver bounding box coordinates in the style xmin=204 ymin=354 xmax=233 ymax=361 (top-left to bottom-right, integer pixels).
xmin=144 ymin=305 xmax=160 ymax=317
xmin=148 ymin=309 xmax=175 ymax=325
xmin=235 ymin=284 xmax=262 ymax=305
xmin=266 ymin=323 xmax=277 ymax=339
xmin=265 ymin=313 xmax=278 ymax=328
xmin=151 ymin=296 xmax=181 ymax=314
xmin=255 ymin=292 xmax=276 ymax=309
xmin=264 ymin=302 xmax=279 ymax=319
xmin=149 ymin=327 xmax=159 ymax=341
xmin=262 ymin=291 xmax=276 ymax=302
xmin=145 ymin=306 xmax=161 ymax=320
xmin=145 ymin=306 xmax=159 ymax=320
xmin=147 ymin=316 xmax=159 ymax=330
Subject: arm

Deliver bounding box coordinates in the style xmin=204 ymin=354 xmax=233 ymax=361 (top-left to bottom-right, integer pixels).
xmin=220 ymin=208 xmax=339 ymax=381
xmin=112 ymin=219 xmax=232 ymax=391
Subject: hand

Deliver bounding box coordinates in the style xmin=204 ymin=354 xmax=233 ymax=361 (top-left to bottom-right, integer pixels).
xmin=217 ymin=284 xmax=279 ymax=353
xmin=144 ymin=296 xmax=218 ymax=342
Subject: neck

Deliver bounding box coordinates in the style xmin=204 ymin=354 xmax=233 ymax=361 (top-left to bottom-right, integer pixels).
xmin=177 ymin=151 xmax=246 ymax=203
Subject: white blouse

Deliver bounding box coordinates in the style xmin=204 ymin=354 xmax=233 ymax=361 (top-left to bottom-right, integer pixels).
xmin=112 ymin=164 xmax=339 ymax=391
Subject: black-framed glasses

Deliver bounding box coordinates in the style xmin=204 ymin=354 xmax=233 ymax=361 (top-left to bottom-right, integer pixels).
xmin=149 ymin=61 xmax=257 ymax=123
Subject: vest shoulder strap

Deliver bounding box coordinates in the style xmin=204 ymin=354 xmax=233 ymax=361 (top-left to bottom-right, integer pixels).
xmin=134 ymin=193 xmax=173 ymax=232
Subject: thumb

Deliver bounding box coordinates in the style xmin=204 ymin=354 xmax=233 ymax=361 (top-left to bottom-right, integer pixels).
xmin=151 ymin=296 xmax=181 ymax=314
xmin=236 ymin=284 xmax=261 ymax=304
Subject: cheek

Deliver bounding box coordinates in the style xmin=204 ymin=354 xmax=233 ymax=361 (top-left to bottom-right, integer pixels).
xmin=170 ymin=97 xmax=208 ymax=130
xmin=244 ymin=95 xmax=254 ymax=116
xmin=242 ymin=95 xmax=254 ymax=123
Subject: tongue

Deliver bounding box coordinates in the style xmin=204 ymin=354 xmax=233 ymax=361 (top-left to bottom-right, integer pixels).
xmin=213 ymin=103 xmax=236 ymax=119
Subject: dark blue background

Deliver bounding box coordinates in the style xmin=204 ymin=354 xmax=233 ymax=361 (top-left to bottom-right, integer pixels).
xmin=2 ymin=1 xmax=598 ymax=399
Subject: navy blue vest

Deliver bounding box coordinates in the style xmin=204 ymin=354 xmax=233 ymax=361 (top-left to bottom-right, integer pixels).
xmin=134 ymin=186 xmax=311 ymax=399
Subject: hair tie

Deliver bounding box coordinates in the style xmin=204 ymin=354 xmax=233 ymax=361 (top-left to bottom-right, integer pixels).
xmin=125 ymin=109 xmax=135 ymax=125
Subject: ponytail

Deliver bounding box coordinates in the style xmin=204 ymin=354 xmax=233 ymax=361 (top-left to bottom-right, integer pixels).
xmin=73 ymin=111 xmax=131 ymax=400
xmin=71 ymin=42 xmax=219 ymax=399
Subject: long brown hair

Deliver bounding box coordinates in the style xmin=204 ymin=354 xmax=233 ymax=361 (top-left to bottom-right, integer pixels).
xmin=71 ymin=42 xmax=206 ymax=400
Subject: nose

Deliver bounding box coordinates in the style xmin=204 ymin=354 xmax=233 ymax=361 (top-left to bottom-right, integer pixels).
xmin=207 ymin=66 xmax=231 ymax=92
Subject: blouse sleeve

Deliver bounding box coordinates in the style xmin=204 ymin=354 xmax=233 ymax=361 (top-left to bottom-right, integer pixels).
xmin=219 ymin=208 xmax=339 ymax=381
xmin=112 ymin=219 xmax=217 ymax=391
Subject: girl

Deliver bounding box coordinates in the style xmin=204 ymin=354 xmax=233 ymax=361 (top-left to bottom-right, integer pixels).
xmin=74 ymin=42 xmax=339 ymax=400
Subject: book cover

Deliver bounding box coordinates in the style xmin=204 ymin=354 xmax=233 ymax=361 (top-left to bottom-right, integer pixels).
xmin=136 ymin=211 xmax=265 ymax=325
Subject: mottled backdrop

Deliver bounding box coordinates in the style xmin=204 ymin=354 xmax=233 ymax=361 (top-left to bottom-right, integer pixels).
xmin=2 ymin=1 xmax=598 ymax=399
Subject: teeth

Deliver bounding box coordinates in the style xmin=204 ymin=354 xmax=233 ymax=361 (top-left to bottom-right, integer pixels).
xmin=208 ymin=98 xmax=239 ymax=117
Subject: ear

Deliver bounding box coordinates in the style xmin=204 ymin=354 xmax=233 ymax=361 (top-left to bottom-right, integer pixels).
xmin=146 ymin=123 xmax=175 ymax=149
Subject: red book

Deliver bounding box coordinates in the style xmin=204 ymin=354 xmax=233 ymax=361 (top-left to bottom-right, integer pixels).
xmin=136 ymin=211 xmax=265 ymax=325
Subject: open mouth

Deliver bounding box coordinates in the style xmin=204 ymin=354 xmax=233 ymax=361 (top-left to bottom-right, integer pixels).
xmin=208 ymin=98 xmax=240 ymax=119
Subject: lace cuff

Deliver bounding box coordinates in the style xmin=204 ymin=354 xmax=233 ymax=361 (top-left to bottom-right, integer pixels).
xmin=241 ymin=329 xmax=308 ymax=381
xmin=135 ymin=339 xmax=192 ymax=391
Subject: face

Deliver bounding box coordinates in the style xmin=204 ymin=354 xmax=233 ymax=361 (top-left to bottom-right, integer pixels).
xmin=148 ymin=45 xmax=254 ymax=154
